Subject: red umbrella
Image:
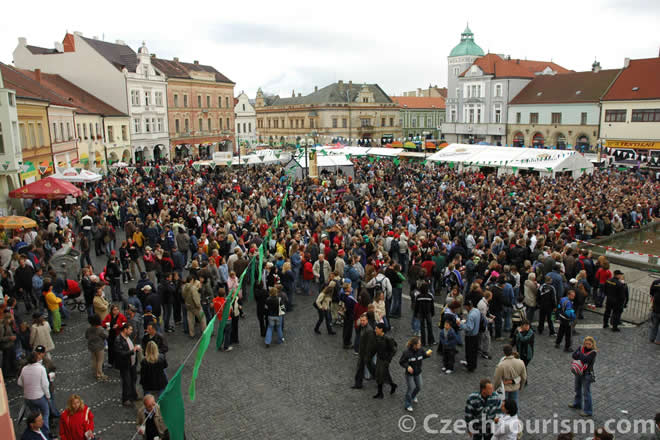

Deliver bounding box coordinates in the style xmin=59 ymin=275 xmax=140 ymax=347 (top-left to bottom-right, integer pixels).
xmin=9 ymin=176 xmax=83 ymax=200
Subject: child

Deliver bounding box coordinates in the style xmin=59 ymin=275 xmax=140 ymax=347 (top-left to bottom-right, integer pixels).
xmin=142 ymin=305 xmax=157 ymax=331
xmin=437 ymin=320 xmax=458 ymax=374
xmin=398 ymin=337 xmax=432 ymax=412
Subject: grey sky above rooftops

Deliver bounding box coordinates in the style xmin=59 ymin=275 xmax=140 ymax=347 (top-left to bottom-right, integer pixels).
xmin=3 ymin=0 xmax=659 ymax=99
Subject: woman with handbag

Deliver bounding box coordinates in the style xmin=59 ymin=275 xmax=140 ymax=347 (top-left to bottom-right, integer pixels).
xmin=569 ymin=336 xmax=597 ymax=417
xmin=59 ymin=394 xmax=95 ymax=440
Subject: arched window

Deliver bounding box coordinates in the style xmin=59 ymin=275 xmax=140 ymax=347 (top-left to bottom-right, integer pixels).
xmin=556 ymin=133 xmax=566 ymax=149
xmin=513 ymin=132 xmax=524 ymax=147
xmin=532 ymin=132 xmax=544 ymax=147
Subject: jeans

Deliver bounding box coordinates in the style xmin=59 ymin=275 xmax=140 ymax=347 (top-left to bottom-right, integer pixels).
xmin=265 ymin=316 xmax=283 ymax=345
xmin=411 ymin=316 xmax=420 ymax=335
xmin=651 ymin=312 xmax=660 ymax=343
xmin=120 ymin=364 xmax=138 ymax=402
xmin=505 ymin=389 xmax=519 ymax=407
xmin=538 ymin=308 xmax=555 ymax=334
xmin=502 ymin=306 xmax=512 ymax=332
xmin=464 ymin=334 xmax=479 ymax=371
xmin=390 ymin=287 xmax=402 ymax=317
xmin=162 ymin=303 xmax=173 ymax=330
xmin=573 ymin=373 xmax=593 ymax=415
xmin=419 ymin=313 xmax=435 ymax=345
xmin=25 ymin=396 xmax=50 ymax=437
xmin=181 ymin=304 xmax=189 ymax=334
xmin=525 ymin=305 xmax=538 ymax=325
xmin=314 ymin=309 xmax=333 ymax=333
xmin=218 ymin=319 xmax=232 ymax=349
xmin=556 ymin=319 xmax=572 ymax=349
xmin=404 ymin=374 xmax=422 ymax=408
xmin=80 ymin=250 xmax=93 ymax=268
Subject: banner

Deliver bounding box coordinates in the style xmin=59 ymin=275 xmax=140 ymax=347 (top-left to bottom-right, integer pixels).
xmin=159 ymin=365 xmax=186 ymax=440
xmin=188 ymin=315 xmax=216 ymax=401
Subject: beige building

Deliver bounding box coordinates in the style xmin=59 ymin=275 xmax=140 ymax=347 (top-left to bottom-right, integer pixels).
xmin=255 ymin=81 xmax=401 ymax=146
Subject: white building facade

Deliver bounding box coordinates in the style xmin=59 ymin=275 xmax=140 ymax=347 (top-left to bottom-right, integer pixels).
xmin=234 ymin=91 xmax=257 ymax=147
xmin=0 ymin=69 xmax=22 ymax=214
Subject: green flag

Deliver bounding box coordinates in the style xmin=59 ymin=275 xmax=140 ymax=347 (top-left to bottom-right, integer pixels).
xmin=160 ymin=165 xmax=170 ymax=172
xmin=368 ymin=157 xmax=375 ymax=163
xmin=393 ymin=158 xmax=400 ymax=166
xmin=208 ymin=162 xmax=216 ymax=169
xmin=192 ymin=163 xmax=201 ymax=172
xmin=274 ymin=152 xmax=281 ymax=159
xmin=421 ymin=160 xmax=428 ymax=166
xmin=188 ymin=315 xmax=216 ymax=401
xmin=226 ymin=161 xmax=233 ymax=166
xmin=126 ymin=166 xmax=136 ymax=174
xmin=175 ymin=164 xmax=185 ymax=172
xmin=345 ymin=154 xmax=351 ymax=160
xmin=580 ymin=168 xmax=586 ymax=172
xmin=249 ymin=259 xmax=256 ymax=301
xmin=448 ymin=162 xmax=455 ymax=169
xmin=257 ymin=244 xmax=264 ymax=282
xmin=159 ymin=365 xmax=185 ymax=440
xmin=144 ymin=166 xmax=153 ymax=173
xmin=546 ymin=167 xmax=553 ymax=172
xmin=512 ymin=167 xmax=518 ymax=172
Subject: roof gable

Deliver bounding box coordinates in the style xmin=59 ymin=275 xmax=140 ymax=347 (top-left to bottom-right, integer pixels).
xmin=602 ymin=57 xmax=660 ymax=101
xmin=460 ymin=53 xmax=572 ymax=79
xmin=151 ymin=57 xmax=234 ymax=84
xmin=509 ymin=69 xmax=620 ymax=105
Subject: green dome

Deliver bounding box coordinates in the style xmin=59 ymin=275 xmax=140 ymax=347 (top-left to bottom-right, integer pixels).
xmin=449 ymin=25 xmax=485 ymax=57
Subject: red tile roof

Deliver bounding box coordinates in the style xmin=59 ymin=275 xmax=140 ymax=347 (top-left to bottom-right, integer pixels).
xmin=460 ymin=53 xmax=572 ymax=79
xmin=602 ymin=57 xmax=660 ymax=101
xmin=0 ymin=62 xmax=74 ymax=108
xmin=16 ymin=69 xmax=126 ymax=116
xmin=390 ymin=96 xmax=446 ymax=109
xmin=509 ymin=69 xmax=620 ymax=105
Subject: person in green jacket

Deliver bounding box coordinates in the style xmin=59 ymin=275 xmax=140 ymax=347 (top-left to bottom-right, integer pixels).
xmin=513 ymin=319 xmax=535 ymax=367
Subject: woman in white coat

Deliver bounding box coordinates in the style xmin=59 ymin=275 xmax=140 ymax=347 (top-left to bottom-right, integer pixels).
xmin=29 ymin=313 xmax=55 ymax=358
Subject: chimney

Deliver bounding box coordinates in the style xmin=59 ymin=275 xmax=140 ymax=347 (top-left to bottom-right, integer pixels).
xmin=314 ymin=86 xmax=318 ymax=92
xmin=93 ymin=36 xmax=98 ymax=40
xmin=298 ymin=93 xmax=302 ymax=97
xmin=18 ymin=37 xmax=27 ymax=46
xmin=115 ymin=39 xmax=125 ymax=45
xmin=173 ymin=57 xmax=179 ymax=62
xmin=54 ymin=42 xmax=63 ymax=53
xmin=34 ymin=69 xmax=41 ymax=83
xmin=151 ymin=54 xmax=156 ymax=58
xmin=74 ymin=31 xmax=83 ymax=37
xmin=338 ymin=80 xmax=344 ymax=92
xmin=623 ymin=57 xmax=630 ymax=68
xmin=193 ymin=60 xmax=199 ymax=65
xmin=292 ymin=89 xmax=295 ymax=97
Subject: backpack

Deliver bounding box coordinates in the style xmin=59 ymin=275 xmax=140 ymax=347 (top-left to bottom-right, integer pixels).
xmin=372 ymin=276 xmax=386 ymax=299
xmin=570 ymin=347 xmax=588 ymax=376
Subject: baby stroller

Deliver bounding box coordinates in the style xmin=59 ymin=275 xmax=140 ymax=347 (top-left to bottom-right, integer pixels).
xmin=62 ymin=279 xmax=86 ymax=312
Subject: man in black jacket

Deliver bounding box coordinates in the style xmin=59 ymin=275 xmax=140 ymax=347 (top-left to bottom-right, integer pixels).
xmin=141 ymin=323 xmax=168 ymax=357
xmin=351 ymin=313 xmax=376 ymax=390
xmin=414 ymin=282 xmax=435 ymax=346
xmin=14 ymin=257 xmax=35 ymax=311
xmin=159 ymin=273 xmax=176 ymax=332
xmin=603 ymin=270 xmax=628 ymax=332
xmin=537 ymin=276 xmax=557 ymax=336
xmin=115 ymin=323 xmax=140 ymax=406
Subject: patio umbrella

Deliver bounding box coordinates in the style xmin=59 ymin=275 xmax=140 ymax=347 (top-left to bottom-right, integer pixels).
xmin=9 ymin=176 xmax=83 ymax=200
xmin=0 ymin=216 xmax=37 ymax=230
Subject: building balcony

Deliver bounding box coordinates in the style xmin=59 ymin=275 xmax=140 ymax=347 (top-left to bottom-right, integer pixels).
xmin=358 ymin=125 xmax=374 ymax=132
xmin=441 ymin=122 xmax=506 ymax=136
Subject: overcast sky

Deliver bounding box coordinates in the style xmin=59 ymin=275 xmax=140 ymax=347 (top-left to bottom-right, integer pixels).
xmin=2 ymin=0 xmax=659 ymax=99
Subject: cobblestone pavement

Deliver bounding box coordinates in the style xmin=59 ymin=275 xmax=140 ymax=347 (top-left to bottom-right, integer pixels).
xmin=6 ymin=259 xmax=659 ymax=439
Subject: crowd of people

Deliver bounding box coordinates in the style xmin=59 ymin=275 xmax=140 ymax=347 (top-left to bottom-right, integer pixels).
xmin=0 ymin=155 xmax=658 ymax=439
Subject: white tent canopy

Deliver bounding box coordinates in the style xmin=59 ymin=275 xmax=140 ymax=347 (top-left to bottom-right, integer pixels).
xmin=314 ymin=145 xmax=403 ymax=157
xmin=427 ymin=144 xmax=594 ymax=178
xmin=231 ymin=149 xmax=291 ymax=165
xmin=285 ymin=152 xmax=354 ymax=180
xmin=51 ymin=168 xmax=103 ymax=183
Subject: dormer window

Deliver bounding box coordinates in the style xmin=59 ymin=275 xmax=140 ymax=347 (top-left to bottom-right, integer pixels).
xmin=632 ymin=87 xmax=639 ymax=91
xmin=575 ymin=90 xmax=582 ymax=95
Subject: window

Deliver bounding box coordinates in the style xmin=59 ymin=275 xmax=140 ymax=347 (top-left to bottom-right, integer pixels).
xmin=453 ymin=67 xmax=460 ymax=76
xmin=267 ymin=119 xmax=271 ymax=128
xmin=243 ymin=123 xmax=247 ymax=133
xmin=337 ymin=118 xmax=344 ymax=128
xmin=19 ymin=123 xmax=27 ymax=147
xmin=581 ymin=112 xmax=588 ymax=125
xmin=144 ymin=91 xmax=151 ymax=106
xmin=207 ymin=118 xmax=211 ymax=131
xmin=237 ymin=123 xmax=241 ymax=134
xmin=274 ymin=119 xmax=278 ymax=129
xmin=218 ymin=97 xmax=222 ymax=108
xmin=451 ymin=109 xmax=456 ymax=122
xmin=175 ymin=119 xmax=180 ymax=133
xmin=381 ymin=117 xmax=385 ymax=127
xmin=95 ymin=123 xmax=100 ymax=138
xmin=494 ymin=84 xmax=502 ymax=97
xmin=206 ymin=96 xmax=211 ymax=108
xmin=121 ymin=125 xmax=127 ymax=140
xmin=183 ymin=95 xmax=188 ymax=108
xmin=82 ymin=124 xmax=88 ymax=140
xmin=218 ymin=118 xmax=223 ymax=130
xmin=530 ymin=113 xmax=539 ymax=124
xmin=145 ymin=118 xmax=151 ymax=133
xmin=198 ymin=118 xmax=203 ymax=132
xmin=158 ymin=118 xmax=164 ymax=132
xmin=225 ymin=97 xmax=229 ymax=108
xmin=8 ymin=93 xmax=14 ymax=107
xmin=76 ymin=124 xmax=81 ymax=139
xmin=0 ymin=123 xmax=4 ymax=154
xmin=309 ymin=119 xmax=314 ymax=128
xmin=551 ymin=113 xmax=562 ymax=124
xmin=363 ymin=97 xmax=368 ymax=103
xmin=108 ymin=126 xmax=115 ymax=142
xmin=390 ymin=118 xmax=394 ymax=127
xmin=27 ymin=123 xmax=36 ymax=147
xmin=341 ymin=118 xmax=346 ymax=128
xmin=411 ymin=117 xmax=417 ymax=128
xmin=227 ymin=118 xmax=230 ymax=129
xmin=420 ymin=117 xmax=425 ymax=128
xmin=361 ymin=118 xmax=370 ymax=127
xmin=516 ymin=112 xmax=521 ymax=124
xmin=468 ymin=108 xmax=474 ymax=123
xmin=133 ymin=118 xmax=141 ymax=133
xmin=131 ymin=90 xmax=140 ymax=106
xmin=88 ymin=123 xmax=93 ymax=139
xmin=60 ymin=123 xmax=65 ymax=141
xmin=37 ymin=123 xmax=43 ymax=146
xmin=66 ymin=122 xmax=71 ymax=140
xmin=173 ymin=94 xmax=179 ymax=107
xmin=184 ymin=119 xmax=189 ymax=132
xmin=155 ymin=91 xmax=163 ymax=106
xmin=631 ymin=109 xmax=660 ymax=122
xmin=197 ymin=96 xmax=202 ymax=108
xmin=494 ymin=106 xmax=501 ymax=124
xmin=476 ymin=108 xmax=481 ymax=123
xmin=242 ymin=104 xmax=246 ymax=111
xmin=604 ymin=109 xmax=626 ymax=122
xmin=248 ymin=122 xmax=252 ymax=132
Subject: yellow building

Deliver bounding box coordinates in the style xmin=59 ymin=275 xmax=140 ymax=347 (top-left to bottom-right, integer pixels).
xmin=17 ymin=99 xmax=52 ymax=183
